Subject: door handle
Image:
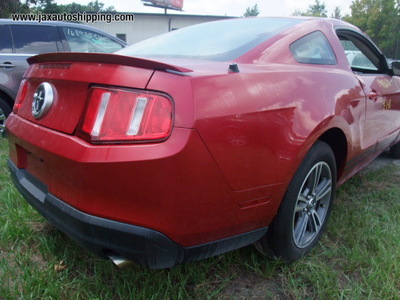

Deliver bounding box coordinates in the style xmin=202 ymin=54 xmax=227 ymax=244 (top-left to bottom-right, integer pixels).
xmin=368 ymin=91 xmax=379 ymax=101
xmin=0 ymin=62 xmax=16 ymax=68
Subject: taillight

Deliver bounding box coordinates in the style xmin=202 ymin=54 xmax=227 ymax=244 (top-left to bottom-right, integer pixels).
xmin=13 ymin=79 xmax=29 ymax=114
xmin=77 ymin=87 xmax=173 ymax=143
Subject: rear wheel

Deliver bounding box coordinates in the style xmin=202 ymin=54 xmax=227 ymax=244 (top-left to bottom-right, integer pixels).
xmin=0 ymin=97 xmax=12 ymax=137
xmin=256 ymin=141 xmax=337 ymax=263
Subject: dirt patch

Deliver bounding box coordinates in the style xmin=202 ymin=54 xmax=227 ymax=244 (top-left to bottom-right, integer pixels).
xmin=218 ymin=271 xmax=286 ymax=299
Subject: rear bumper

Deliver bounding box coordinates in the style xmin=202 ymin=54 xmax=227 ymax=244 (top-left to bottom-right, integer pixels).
xmin=9 ymin=160 xmax=268 ymax=269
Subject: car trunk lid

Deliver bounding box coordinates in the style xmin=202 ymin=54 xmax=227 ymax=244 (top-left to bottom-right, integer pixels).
xmin=15 ymin=53 xmax=192 ymax=135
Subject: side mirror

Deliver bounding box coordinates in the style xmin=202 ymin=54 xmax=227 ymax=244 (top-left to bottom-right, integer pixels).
xmin=391 ymin=61 xmax=400 ymax=76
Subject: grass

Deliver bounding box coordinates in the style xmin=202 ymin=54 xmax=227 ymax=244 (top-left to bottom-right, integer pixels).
xmin=1 ymin=135 xmax=400 ymax=299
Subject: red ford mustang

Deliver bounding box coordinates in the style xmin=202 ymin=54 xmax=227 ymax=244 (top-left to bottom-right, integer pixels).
xmin=6 ymin=17 xmax=400 ymax=269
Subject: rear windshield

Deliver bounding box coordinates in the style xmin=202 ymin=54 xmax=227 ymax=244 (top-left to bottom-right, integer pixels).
xmin=117 ymin=18 xmax=304 ymax=61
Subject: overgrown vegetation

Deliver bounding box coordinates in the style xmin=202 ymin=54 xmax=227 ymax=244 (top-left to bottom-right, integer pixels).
xmin=344 ymin=0 xmax=400 ymax=58
xmin=1 ymin=136 xmax=399 ymax=299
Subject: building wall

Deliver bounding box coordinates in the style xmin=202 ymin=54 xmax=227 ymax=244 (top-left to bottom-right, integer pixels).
xmin=86 ymin=13 xmax=232 ymax=45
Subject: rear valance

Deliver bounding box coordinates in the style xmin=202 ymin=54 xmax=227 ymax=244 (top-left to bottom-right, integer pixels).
xmin=28 ymin=53 xmax=193 ymax=73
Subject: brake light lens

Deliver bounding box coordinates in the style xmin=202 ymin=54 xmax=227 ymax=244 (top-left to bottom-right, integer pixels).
xmin=13 ymin=79 xmax=29 ymax=114
xmin=78 ymin=87 xmax=173 ymax=143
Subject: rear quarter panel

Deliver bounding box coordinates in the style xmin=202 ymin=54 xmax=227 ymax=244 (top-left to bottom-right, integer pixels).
xmin=192 ymin=63 xmax=365 ymax=191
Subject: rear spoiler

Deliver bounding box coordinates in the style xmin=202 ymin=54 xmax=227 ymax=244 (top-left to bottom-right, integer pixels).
xmin=27 ymin=53 xmax=193 ymax=73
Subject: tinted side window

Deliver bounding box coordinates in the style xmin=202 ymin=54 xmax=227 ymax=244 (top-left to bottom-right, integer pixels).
xmin=341 ymin=39 xmax=377 ymax=71
xmin=11 ymin=25 xmax=59 ymax=54
xmin=62 ymin=27 xmax=123 ymax=53
xmin=290 ymin=31 xmax=337 ymax=65
xmin=336 ymin=30 xmax=385 ymax=74
xmin=0 ymin=25 xmax=13 ymax=53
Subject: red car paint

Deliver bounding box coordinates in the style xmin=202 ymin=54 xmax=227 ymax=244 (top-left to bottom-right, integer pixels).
xmin=6 ymin=17 xmax=400 ymax=266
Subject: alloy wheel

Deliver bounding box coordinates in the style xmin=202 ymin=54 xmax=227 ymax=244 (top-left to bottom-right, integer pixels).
xmin=292 ymin=162 xmax=332 ymax=248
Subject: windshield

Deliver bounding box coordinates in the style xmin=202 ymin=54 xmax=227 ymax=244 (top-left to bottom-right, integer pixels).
xmin=117 ymin=18 xmax=304 ymax=61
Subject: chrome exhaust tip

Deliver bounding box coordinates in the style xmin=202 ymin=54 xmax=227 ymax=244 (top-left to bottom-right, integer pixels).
xmin=108 ymin=255 xmax=134 ymax=269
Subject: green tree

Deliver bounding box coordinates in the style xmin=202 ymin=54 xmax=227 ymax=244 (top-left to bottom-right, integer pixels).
xmin=29 ymin=0 xmax=61 ymax=13
xmin=243 ymin=4 xmax=260 ymax=17
xmin=344 ymin=0 xmax=400 ymax=58
xmin=0 ymin=0 xmax=29 ymax=17
xmin=292 ymin=0 xmax=328 ymax=17
xmin=86 ymin=0 xmax=115 ymax=12
xmin=330 ymin=6 xmax=342 ymax=19
xmin=307 ymin=0 xmax=328 ymax=17
xmin=292 ymin=9 xmax=303 ymax=16
xmin=28 ymin=0 xmax=115 ymax=13
xmin=1 ymin=0 xmax=116 ymax=19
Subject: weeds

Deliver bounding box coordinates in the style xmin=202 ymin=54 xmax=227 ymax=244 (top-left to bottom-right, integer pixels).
xmin=1 ymin=136 xmax=399 ymax=299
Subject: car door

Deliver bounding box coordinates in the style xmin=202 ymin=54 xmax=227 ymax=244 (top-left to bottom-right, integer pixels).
xmin=0 ymin=24 xmax=28 ymax=100
xmin=337 ymin=29 xmax=400 ymax=150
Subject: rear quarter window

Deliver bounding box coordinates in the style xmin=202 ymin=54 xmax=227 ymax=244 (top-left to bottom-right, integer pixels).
xmin=11 ymin=25 xmax=59 ymax=54
xmin=290 ymin=31 xmax=337 ymax=65
xmin=62 ymin=27 xmax=123 ymax=53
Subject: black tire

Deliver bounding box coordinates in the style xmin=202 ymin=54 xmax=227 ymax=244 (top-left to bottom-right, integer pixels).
xmin=256 ymin=141 xmax=337 ymax=263
xmin=0 ymin=97 xmax=12 ymax=137
xmin=390 ymin=142 xmax=400 ymax=159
